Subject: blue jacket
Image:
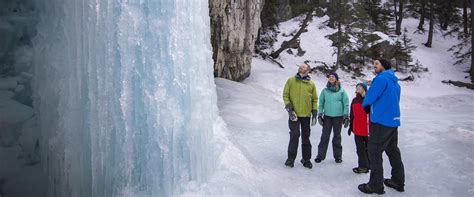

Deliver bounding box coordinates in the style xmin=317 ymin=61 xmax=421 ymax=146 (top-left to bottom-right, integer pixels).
xmin=362 ymin=69 xmax=401 ymax=127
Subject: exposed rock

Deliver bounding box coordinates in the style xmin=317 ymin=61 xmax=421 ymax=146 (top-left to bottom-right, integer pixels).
xmin=210 ymin=0 xmax=264 ymax=81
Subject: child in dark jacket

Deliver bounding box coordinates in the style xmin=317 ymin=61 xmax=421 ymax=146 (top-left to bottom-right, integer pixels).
xmin=348 ymin=83 xmax=370 ymax=173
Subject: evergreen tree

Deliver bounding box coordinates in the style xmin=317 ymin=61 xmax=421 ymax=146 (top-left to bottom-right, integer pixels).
xmin=393 ymin=28 xmax=417 ymax=72
xmin=325 ymin=0 xmax=354 ymax=67
xmin=352 ymin=1 xmax=373 ymax=66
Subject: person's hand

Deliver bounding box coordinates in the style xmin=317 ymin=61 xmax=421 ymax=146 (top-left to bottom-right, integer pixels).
xmin=317 ymin=113 xmax=324 ymax=126
xmin=343 ymin=115 xmax=349 ymax=128
xmin=286 ymin=104 xmax=298 ymax=122
xmin=311 ymin=110 xmax=318 ymax=126
xmin=364 ymin=106 xmax=370 ymax=114
xmin=289 ymin=111 xmax=298 ymax=122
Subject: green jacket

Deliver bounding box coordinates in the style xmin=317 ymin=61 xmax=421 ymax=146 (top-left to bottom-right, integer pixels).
xmin=283 ymin=76 xmax=318 ymax=117
xmin=318 ymin=87 xmax=349 ymax=117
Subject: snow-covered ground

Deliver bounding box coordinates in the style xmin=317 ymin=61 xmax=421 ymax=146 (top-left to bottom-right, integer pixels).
xmin=213 ymin=15 xmax=474 ymax=196
xmin=1 ymin=6 xmax=472 ymax=197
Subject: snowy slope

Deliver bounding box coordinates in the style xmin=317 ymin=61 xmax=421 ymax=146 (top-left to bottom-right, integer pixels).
xmin=210 ymin=14 xmax=474 ymax=196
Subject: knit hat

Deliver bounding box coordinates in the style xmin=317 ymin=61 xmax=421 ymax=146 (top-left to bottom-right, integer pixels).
xmin=357 ymin=82 xmax=368 ymax=92
xmin=378 ymin=59 xmax=392 ymax=70
xmin=328 ymin=72 xmax=339 ymax=81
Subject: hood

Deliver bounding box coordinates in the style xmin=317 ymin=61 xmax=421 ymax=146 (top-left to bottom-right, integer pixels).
xmin=378 ymin=69 xmax=398 ymax=83
xmin=295 ymin=73 xmax=311 ymax=81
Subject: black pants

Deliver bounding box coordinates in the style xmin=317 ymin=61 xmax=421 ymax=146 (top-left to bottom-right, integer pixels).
xmin=317 ymin=116 xmax=343 ymax=160
xmin=368 ymin=123 xmax=405 ymax=190
xmin=287 ymin=117 xmax=311 ymax=161
xmin=355 ymin=135 xmax=369 ymax=169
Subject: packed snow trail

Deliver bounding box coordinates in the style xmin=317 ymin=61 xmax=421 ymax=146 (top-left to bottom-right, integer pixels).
xmin=214 ymin=57 xmax=474 ymax=196
xmin=211 ymin=15 xmax=474 ymax=196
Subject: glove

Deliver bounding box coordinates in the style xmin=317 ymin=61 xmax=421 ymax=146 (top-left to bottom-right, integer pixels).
xmin=317 ymin=113 xmax=324 ymax=126
xmin=348 ymin=127 xmax=352 ymax=136
xmin=285 ymin=104 xmax=298 ymax=122
xmin=343 ymin=115 xmax=349 ymax=128
xmin=364 ymin=106 xmax=370 ymax=114
xmin=311 ymin=110 xmax=318 ymax=126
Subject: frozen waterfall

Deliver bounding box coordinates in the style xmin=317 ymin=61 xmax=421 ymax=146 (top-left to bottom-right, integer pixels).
xmin=32 ymin=0 xmax=218 ymax=196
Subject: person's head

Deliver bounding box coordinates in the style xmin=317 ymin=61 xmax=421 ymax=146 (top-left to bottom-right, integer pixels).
xmin=298 ymin=64 xmax=311 ymax=76
xmin=356 ymin=82 xmax=368 ymax=97
xmin=327 ymin=72 xmax=339 ymax=84
xmin=373 ymin=58 xmax=391 ymax=74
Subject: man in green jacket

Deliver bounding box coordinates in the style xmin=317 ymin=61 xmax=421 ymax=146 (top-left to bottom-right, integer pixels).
xmin=314 ymin=72 xmax=349 ymax=164
xmin=282 ymin=64 xmax=319 ymax=169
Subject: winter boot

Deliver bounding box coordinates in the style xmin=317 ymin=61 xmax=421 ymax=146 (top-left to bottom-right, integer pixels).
xmin=352 ymin=167 xmax=369 ymax=174
xmin=314 ymin=157 xmax=323 ymax=163
xmin=358 ymin=183 xmax=385 ymax=195
xmin=384 ymin=179 xmax=405 ymax=192
xmin=300 ymin=159 xmax=313 ymax=169
xmin=285 ymin=159 xmax=294 ymax=168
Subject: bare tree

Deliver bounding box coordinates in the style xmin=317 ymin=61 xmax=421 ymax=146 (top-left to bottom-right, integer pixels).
xmin=463 ymin=0 xmax=469 ymax=35
xmin=394 ymin=0 xmax=404 ymax=35
xmin=424 ymin=0 xmax=434 ymax=48
xmin=471 ymin=0 xmax=474 ymax=82
xmin=417 ymin=0 xmax=426 ymax=31
xmin=270 ymin=11 xmax=313 ymax=59
xmin=440 ymin=1 xmax=452 ymax=31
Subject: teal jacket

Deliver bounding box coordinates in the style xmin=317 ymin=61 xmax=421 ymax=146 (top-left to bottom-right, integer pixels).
xmin=318 ymin=87 xmax=349 ymax=117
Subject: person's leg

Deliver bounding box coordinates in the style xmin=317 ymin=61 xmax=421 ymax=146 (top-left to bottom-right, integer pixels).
xmin=317 ymin=116 xmax=333 ymax=160
xmin=385 ymin=127 xmax=405 ymax=186
xmin=355 ymin=135 xmax=369 ymax=169
xmin=368 ymin=123 xmax=393 ymax=190
xmin=300 ymin=117 xmax=312 ymax=161
xmin=287 ymin=119 xmax=301 ymax=160
xmin=363 ymin=136 xmax=370 ymax=168
xmin=332 ymin=116 xmax=343 ymax=160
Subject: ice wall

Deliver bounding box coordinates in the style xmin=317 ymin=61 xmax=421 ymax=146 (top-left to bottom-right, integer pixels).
xmin=32 ymin=0 xmax=217 ymax=196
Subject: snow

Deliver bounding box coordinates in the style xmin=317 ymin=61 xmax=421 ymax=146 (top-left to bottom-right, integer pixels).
xmin=372 ymin=31 xmax=395 ymax=45
xmin=0 ymin=2 xmax=472 ymax=196
xmin=270 ymin=15 xmax=337 ymax=68
xmin=400 ymin=18 xmax=473 ymax=96
xmin=211 ymin=58 xmax=474 ymax=196
xmin=207 ymin=15 xmax=474 ymax=196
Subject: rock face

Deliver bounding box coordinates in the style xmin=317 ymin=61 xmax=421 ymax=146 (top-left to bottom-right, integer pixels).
xmin=261 ymin=0 xmax=319 ymax=27
xmin=209 ymin=0 xmax=264 ymax=81
xmin=261 ymin=0 xmax=292 ymax=27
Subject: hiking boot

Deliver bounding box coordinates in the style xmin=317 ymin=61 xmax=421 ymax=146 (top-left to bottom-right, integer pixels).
xmin=335 ymin=158 xmax=343 ymax=163
xmin=300 ymin=159 xmax=313 ymax=169
xmin=384 ymin=179 xmax=405 ymax=192
xmin=358 ymin=183 xmax=385 ymax=195
xmin=314 ymin=157 xmax=323 ymax=163
xmin=285 ymin=159 xmax=294 ymax=168
xmin=352 ymin=167 xmax=369 ymax=174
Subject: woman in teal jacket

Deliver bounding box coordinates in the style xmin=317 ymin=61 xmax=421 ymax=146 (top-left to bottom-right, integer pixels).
xmin=314 ymin=72 xmax=349 ymax=164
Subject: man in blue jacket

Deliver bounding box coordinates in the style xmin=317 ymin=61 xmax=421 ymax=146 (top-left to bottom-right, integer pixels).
xmin=358 ymin=59 xmax=405 ymax=195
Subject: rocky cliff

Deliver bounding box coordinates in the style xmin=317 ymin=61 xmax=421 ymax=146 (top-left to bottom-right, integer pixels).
xmin=209 ymin=0 xmax=264 ymax=81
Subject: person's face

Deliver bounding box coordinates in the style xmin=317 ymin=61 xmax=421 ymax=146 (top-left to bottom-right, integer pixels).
xmin=298 ymin=64 xmax=310 ymax=75
xmin=356 ymin=85 xmax=365 ymax=95
xmin=328 ymin=75 xmax=337 ymax=84
xmin=373 ymin=60 xmax=385 ymax=74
